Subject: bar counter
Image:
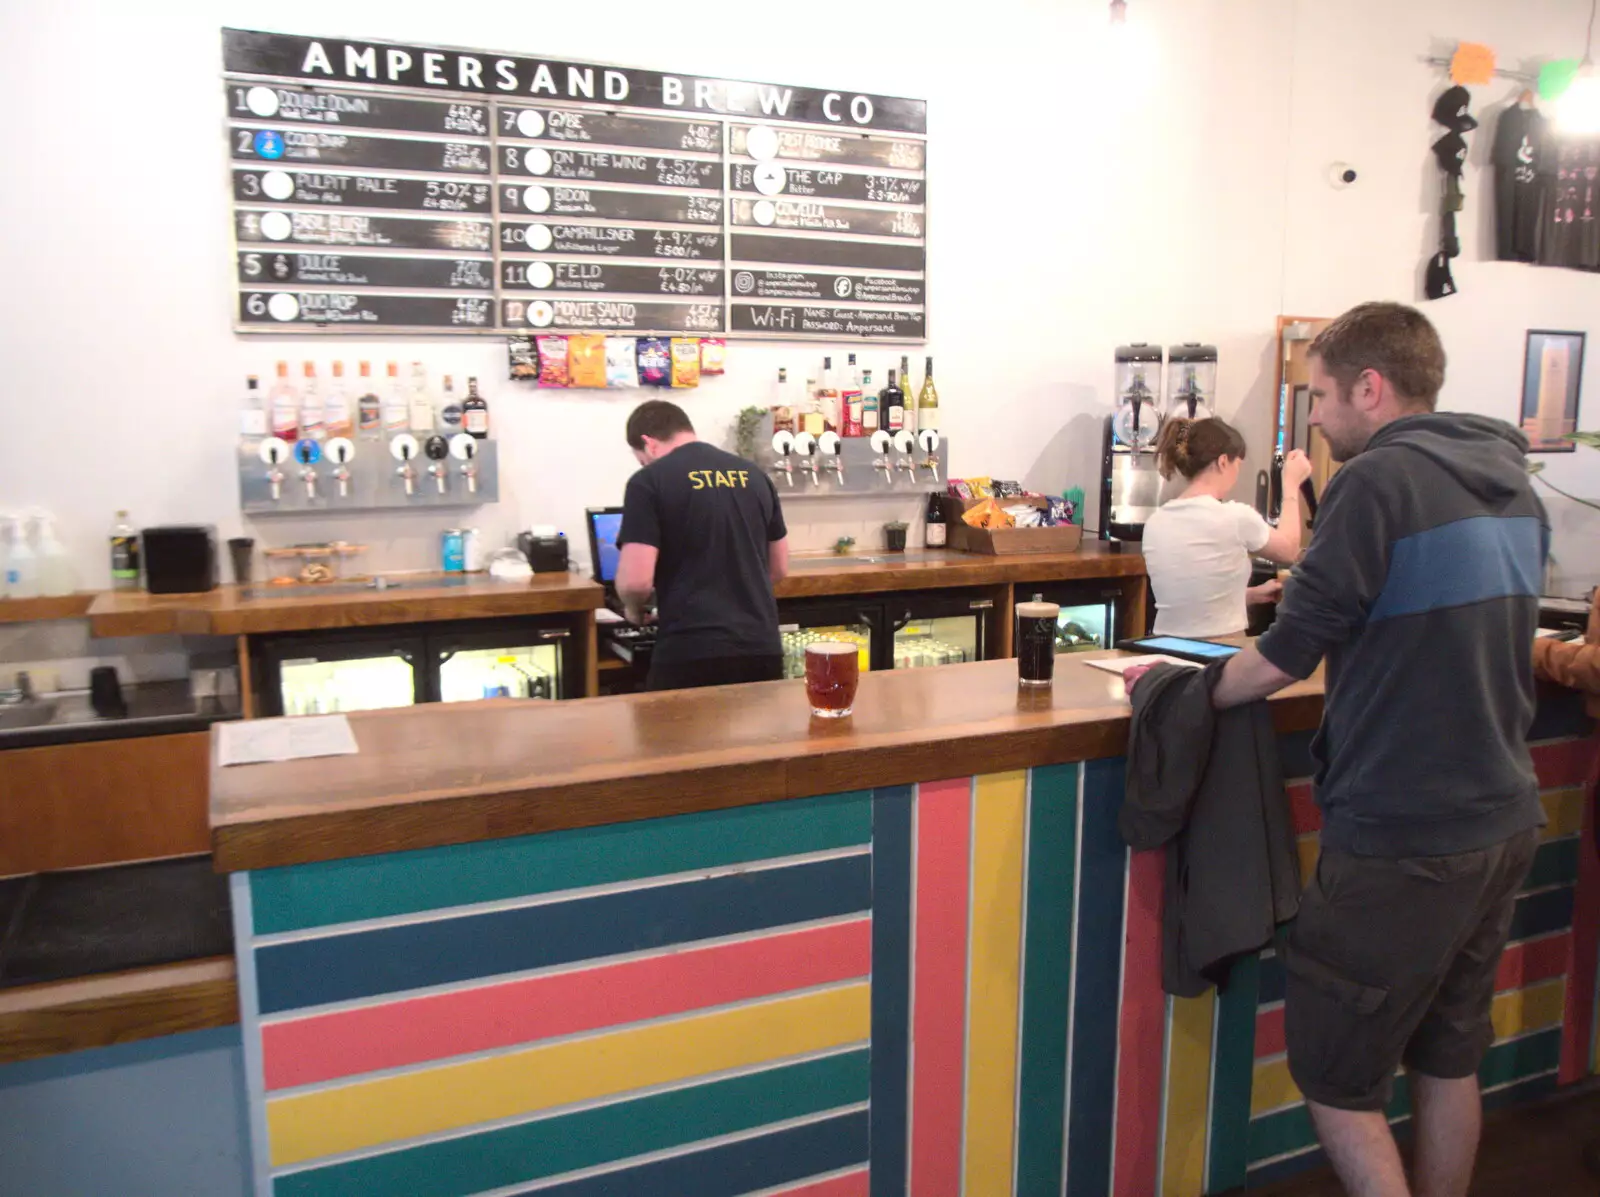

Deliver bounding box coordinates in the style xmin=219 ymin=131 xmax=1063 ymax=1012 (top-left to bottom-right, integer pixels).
xmin=211 ymin=657 xmax=1598 ymax=1197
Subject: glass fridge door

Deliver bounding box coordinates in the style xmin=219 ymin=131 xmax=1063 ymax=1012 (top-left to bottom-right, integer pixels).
xmin=438 ymin=643 xmax=563 ymax=702
xmin=1029 ymin=583 xmax=1123 ymax=653
xmin=276 ymin=651 xmax=420 ymax=715
xmin=776 ymin=600 xmax=879 ymax=678
xmin=892 ymin=614 xmax=981 ymax=669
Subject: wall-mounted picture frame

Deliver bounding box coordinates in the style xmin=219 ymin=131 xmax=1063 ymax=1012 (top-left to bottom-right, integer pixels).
xmin=1521 ymin=329 xmax=1586 ymax=452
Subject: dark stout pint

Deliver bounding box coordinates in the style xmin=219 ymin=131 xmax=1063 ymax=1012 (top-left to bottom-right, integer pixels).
xmin=804 ymin=641 xmax=860 ymax=717
xmin=1016 ymin=599 xmax=1060 ymax=687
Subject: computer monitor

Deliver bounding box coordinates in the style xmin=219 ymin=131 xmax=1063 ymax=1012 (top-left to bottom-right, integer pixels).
xmin=586 ymin=507 xmax=624 ymax=585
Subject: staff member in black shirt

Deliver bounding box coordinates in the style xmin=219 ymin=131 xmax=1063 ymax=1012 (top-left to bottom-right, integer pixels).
xmin=615 ymin=399 xmax=790 ymax=691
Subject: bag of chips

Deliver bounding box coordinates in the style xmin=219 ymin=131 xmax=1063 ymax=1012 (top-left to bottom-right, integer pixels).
xmin=568 ymin=334 xmax=607 ymax=388
xmin=671 ymin=338 xmax=702 ymax=388
xmin=699 ymin=337 xmax=727 ymax=376
xmin=508 ymin=335 xmax=538 ymax=381
xmin=536 ymin=335 xmax=570 ymax=388
xmin=638 ymin=337 xmax=672 ymax=386
xmin=605 ymin=338 xmax=639 ymax=388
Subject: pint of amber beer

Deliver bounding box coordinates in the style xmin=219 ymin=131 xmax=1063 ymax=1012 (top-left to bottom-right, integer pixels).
xmin=804 ymin=641 xmax=860 ymax=718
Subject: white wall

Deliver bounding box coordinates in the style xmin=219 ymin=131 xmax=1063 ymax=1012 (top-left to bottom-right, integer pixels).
xmin=1 ymin=0 xmax=1598 ymax=591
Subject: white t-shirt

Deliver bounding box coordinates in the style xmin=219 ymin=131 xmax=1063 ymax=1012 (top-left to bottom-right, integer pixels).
xmin=1142 ymin=495 xmax=1273 ymax=638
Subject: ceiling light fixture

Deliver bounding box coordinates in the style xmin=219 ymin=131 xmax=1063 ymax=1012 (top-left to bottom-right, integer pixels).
xmin=1558 ymin=0 xmax=1600 ymax=133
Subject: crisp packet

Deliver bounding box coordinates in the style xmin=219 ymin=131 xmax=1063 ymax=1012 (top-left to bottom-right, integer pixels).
xmin=1006 ymin=505 xmax=1043 ymax=528
xmin=569 ymin=334 xmax=607 ymax=388
xmin=508 ymin=336 xmax=538 ymax=381
xmin=950 ymin=479 xmax=974 ymax=500
xmin=699 ymin=337 xmax=727 ymax=375
xmin=671 ymin=338 xmax=702 ymax=388
xmin=993 ymin=479 xmax=1025 ymax=498
xmin=638 ymin=337 xmax=672 ymax=386
xmin=968 ymin=476 xmax=994 ymax=498
xmin=537 ymin=335 xmax=570 ymax=388
xmin=605 ymin=338 xmax=640 ymax=388
xmin=1046 ymin=497 xmax=1071 ymax=526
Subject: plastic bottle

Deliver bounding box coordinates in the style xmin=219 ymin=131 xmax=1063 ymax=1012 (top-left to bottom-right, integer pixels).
xmin=34 ymin=513 xmax=75 ymax=597
xmin=110 ymin=510 xmax=140 ymax=591
xmin=7 ymin=515 xmax=39 ymax=599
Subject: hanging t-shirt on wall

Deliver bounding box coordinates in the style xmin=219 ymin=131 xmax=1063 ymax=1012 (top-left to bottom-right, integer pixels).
xmin=1492 ymin=104 xmax=1550 ymax=262
xmin=1535 ymin=135 xmax=1600 ymax=271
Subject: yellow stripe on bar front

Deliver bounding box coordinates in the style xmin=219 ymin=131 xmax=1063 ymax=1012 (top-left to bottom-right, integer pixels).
xmin=266 ymin=981 xmax=870 ymax=1166
xmin=1161 ymin=990 xmax=1216 ymax=1197
xmin=962 ymin=770 xmax=1028 ymax=1197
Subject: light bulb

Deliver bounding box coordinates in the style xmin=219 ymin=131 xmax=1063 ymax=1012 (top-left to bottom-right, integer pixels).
xmin=1558 ymin=66 xmax=1600 ymax=135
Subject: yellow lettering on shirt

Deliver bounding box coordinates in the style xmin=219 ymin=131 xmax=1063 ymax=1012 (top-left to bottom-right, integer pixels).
xmin=688 ymin=468 xmax=752 ymax=489
xmin=715 ymin=470 xmax=731 ymax=487
xmin=689 ymin=470 xmax=706 ymax=490
xmin=738 ymin=470 xmax=749 ymax=487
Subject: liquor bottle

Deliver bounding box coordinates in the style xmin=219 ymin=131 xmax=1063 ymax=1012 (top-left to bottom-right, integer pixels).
xmin=240 ymin=374 xmax=266 ymax=437
xmin=382 ymin=361 xmax=407 ymax=433
xmin=463 ymin=377 xmax=490 ymax=438
xmin=109 ymin=510 xmax=140 ymax=592
xmin=917 ymin=356 xmax=940 ymax=431
xmin=356 ymin=361 xmax=382 ymax=438
xmin=802 ymin=368 xmax=825 ymax=437
xmin=862 ymin=368 xmax=880 ymax=433
xmin=439 ymin=375 xmax=462 ymax=430
xmin=816 ymin=356 xmax=841 ymax=434
xmin=407 ymin=362 xmax=434 ymax=433
xmin=841 ymin=353 xmax=863 ymax=436
xmin=882 ymin=368 xmax=905 ymax=433
xmin=299 ymin=361 xmax=325 ymax=441
xmin=324 ymin=361 xmax=353 ymax=438
xmin=268 ymin=360 xmax=299 ymax=442
xmin=924 ymin=491 xmax=948 ymax=548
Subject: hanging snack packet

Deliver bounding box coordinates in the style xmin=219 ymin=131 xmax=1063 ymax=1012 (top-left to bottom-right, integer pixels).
xmin=536 ymin=335 xmax=571 ymax=388
xmin=605 ymin=337 xmax=640 ymax=388
xmin=508 ymin=335 xmax=538 ymax=381
xmin=568 ymin=334 xmax=607 ymax=388
xmin=671 ymin=338 xmax=702 ymax=388
xmin=638 ymin=337 xmax=672 ymax=386
xmin=699 ymin=337 xmax=727 ymax=376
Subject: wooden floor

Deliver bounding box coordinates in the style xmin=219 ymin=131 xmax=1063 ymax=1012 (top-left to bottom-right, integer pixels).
xmin=1251 ymin=1084 xmax=1600 ymax=1196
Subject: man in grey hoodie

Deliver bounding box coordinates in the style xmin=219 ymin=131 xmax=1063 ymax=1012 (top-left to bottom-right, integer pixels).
xmin=1189 ymin=303 xmax=1546 ymax=1197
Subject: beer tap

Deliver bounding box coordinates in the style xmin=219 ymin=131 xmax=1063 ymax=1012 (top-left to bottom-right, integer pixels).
xmin=893 ymin=429 xmax=918 ymax=483
xmin=390 ymin=434 xmax=420 ymax=497
xmin=770 ymin=430 xmax=796 ymax=487
xmin=870 ymin=429 xmax=894 ymax=484
xmin=793 ymin=432 xmax=820 ymax=487
xmin=918 ymin=428 xmax=942 ymax=483
xmin=449 ymin=434 xmax=479 ymax=495
xmin=294 ymin=438 xmax=322 ymax=500
xmin=425 ymin=435 xmax=450 ymax=494
xmin=325 ymin=437 xmax=354 ymax=499
xmin=258 ymin=437 xmax=290 ymax=502
xmin=817 ymin=431 xmax=845 ymax=485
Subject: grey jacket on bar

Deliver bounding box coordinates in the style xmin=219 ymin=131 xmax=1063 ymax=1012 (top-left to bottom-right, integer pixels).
xmin=1122 ymin=659 xmax=1301 ymax=998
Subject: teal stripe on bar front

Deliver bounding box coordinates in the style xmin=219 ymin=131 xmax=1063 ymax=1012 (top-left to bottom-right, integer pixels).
xmin=1206 ymin=952 xmax=1260 ymax=1192
xmin=1014 ymin=764 xmax=1078 ymax=1197
xmin=272 ymin=1048 xmax=871 ymax=1197
xmin=252 ymin=790 xmax=872 ymax=934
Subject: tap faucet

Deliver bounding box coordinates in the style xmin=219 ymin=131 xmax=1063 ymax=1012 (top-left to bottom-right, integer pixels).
xmin=333 ymin=466 xmax=351 ymax=498
xmin=300 ymin=467 xmax=318 ymax=500
xmin=267 ymin=467 xmax=285 ymax=501
xmin=398 ymin=462 xmax=416 ymax=496
xmin=896 ymin=455 xmax=917 ymax=482
xmin=828 ymin=455 xmax=846 ymax=485
xmin=772 ymin=457 xmax=794 ymax=487
xmin=461 ymin=462 xmax=478 ymax=494
xmin=799 ymin=456 xmax=820 ymax=487
xmin=428 ymin=462 xmax=448 ymax=494
xmin=921 ymin=457 xmax=942 ymax=483
xmin=874 ymin=456 xmax=893 ymax=484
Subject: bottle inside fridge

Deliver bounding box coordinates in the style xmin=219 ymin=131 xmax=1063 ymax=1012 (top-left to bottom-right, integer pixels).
xmin=892 ymin=616 xmax=974 ymax=669
xmin=278 ymin=654 xmax=417 ymax=714
xmin=438 ymin=645 xmax=560 ymax=702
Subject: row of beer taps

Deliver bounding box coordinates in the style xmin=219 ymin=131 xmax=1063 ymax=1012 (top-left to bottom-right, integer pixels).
xmin=257 ymin=432 xmax=482 ymax=502
xmin=769 ymin=427 xmax=942 ymax=489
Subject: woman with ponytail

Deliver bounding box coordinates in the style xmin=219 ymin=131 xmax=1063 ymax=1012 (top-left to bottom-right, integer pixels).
xmin=1141 ymin=416 xmax=1311 ymax=637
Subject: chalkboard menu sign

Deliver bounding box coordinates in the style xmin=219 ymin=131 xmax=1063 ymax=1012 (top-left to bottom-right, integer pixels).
xmin=224 ymin=28 xmax=927 ymax=340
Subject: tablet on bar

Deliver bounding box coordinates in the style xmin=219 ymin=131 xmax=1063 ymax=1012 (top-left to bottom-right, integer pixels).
xmin=1116 ymin=635 xmax=1243 ymax=664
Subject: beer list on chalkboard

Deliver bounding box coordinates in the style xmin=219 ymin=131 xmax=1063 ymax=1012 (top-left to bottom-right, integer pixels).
xmin=223 ymin=29 xmax=928 ymax=341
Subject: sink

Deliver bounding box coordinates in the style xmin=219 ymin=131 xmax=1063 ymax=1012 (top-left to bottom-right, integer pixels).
xmin=0 ymin=702 xmax=58 ymax=731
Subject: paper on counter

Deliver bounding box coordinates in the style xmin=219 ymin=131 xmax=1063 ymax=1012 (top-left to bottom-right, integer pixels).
xmin=218 ymin=715 xmax=359 ymax=767
xmin=1083 ymin=654 xmax=1202 ymax=675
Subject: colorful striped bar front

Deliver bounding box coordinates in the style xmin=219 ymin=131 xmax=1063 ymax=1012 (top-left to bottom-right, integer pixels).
xmin=228 ymin=699 xmax=1600 ymax=1196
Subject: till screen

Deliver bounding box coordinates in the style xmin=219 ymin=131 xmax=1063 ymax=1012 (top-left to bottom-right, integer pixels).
xmin=589 ymin=511 xmax=623 ymax=583
xmin=1136 ymin=636 xmax=1241 ymax=659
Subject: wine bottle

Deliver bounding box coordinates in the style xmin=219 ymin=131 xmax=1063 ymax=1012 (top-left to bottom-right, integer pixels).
xmin=882 ymin=368 xmax=905 ymax=433
xmin=917 ymin=356 xmax=939 ymax=430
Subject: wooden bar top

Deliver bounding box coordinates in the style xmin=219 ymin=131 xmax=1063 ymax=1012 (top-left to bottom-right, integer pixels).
xmin=87 ymin=572 xmax=605 ymax=638
xmin=210 ymin=653 xmax=1322 ymax=873
xmin=774 ymin=542 xmax=1144 ymax=598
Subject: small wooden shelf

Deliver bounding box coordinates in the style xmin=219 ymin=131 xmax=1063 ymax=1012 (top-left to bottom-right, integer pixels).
xmin=0 ymin=593 xmax=95 ymax=626
xmin=598 ymin=657 xmax=628 ymax=672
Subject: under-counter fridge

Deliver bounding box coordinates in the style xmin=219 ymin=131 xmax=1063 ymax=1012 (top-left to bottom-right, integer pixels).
xmin=254 ymin=617 xmax=579 ymax=716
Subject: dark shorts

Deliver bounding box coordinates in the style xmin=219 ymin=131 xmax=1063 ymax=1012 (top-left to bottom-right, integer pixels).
xmin=1283 ymin=827 xmax=1539 ymax=1111
xmin=645 ymin=654 xmax=783 ymax=692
